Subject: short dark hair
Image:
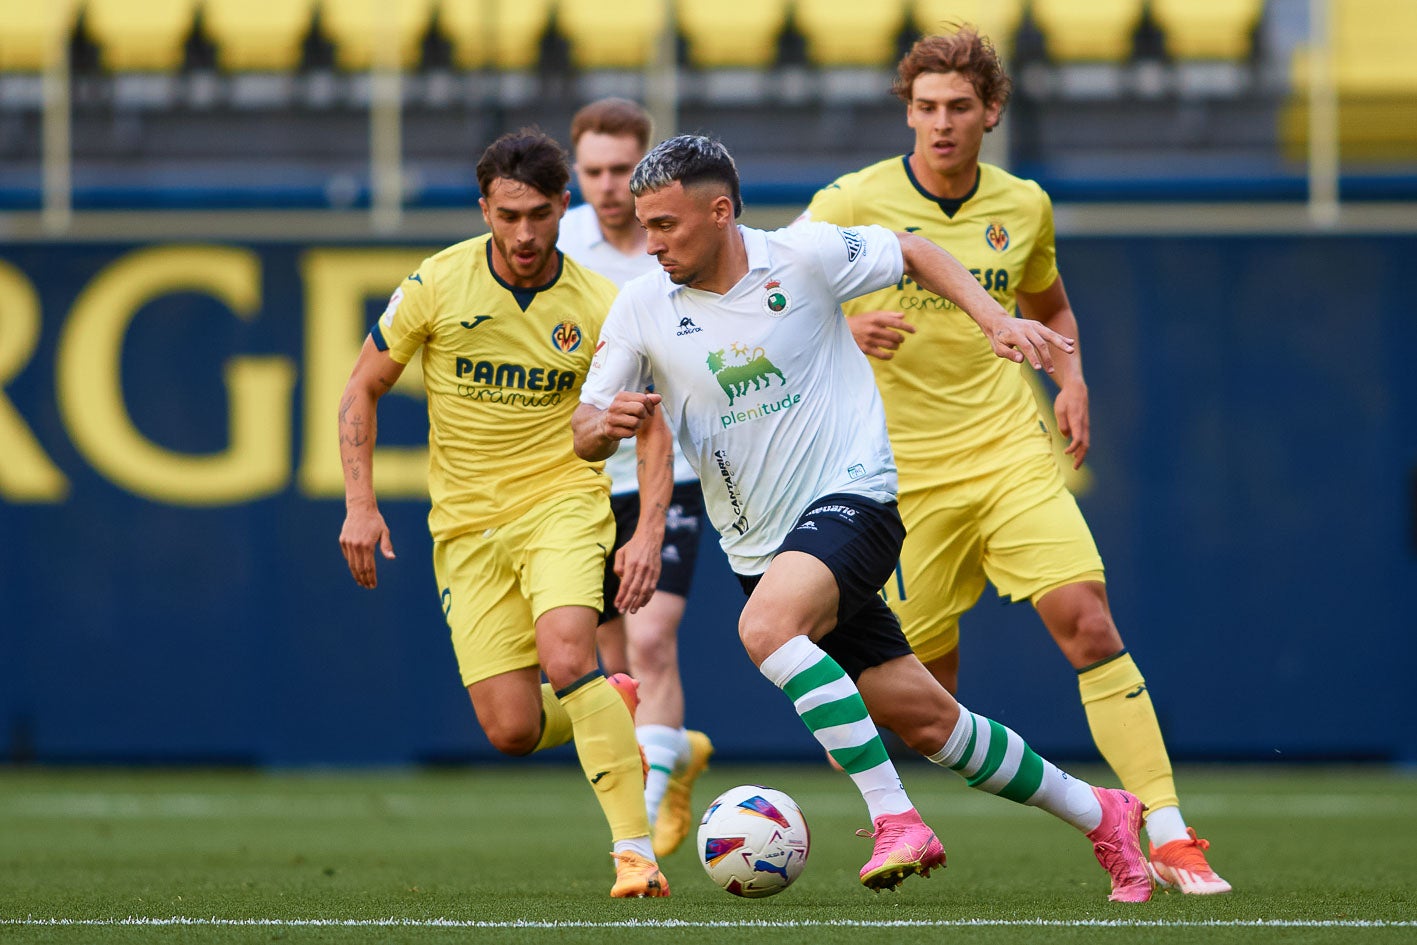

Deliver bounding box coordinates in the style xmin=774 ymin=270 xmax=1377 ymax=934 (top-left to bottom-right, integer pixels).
xmin=475 ymin=129 xmax=570 ymax=200
xmin=570 ymin=98 xmax=653 ymax=151
xmin=893 ymin=28 xmax=1013 ymax=119
xmin=629 ymin=134 xmax=742 ymax=218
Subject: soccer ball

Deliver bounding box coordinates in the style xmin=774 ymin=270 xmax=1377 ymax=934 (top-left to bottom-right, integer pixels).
xmin=697 ymin=784 xmax=810 ymax=898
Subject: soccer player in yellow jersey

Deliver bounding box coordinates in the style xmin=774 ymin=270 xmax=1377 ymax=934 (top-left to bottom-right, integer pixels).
xmin=337 ymin=130 xmax=672 ymax=898
xmin=801 ymin=29 xmax=1230 ymax=894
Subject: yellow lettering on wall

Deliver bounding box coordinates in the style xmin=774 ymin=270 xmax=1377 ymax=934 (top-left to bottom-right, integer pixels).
xmin=55 ymin=245 xmax=295 ymax=505
xmin=0 ymin=259 xmax=69 ymax=501
xmin=297 ymin=248 xmax=432 ymax=499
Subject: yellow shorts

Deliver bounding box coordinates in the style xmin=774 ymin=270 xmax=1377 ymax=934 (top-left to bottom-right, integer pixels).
xmin=884 ymin=437 xmax=1105 ymax=665
xmin=433 ymin=490 xmax=614 ymax=687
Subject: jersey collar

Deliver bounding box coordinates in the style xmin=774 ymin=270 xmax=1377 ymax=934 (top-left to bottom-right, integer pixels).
xmin=485 ymin=239 xmax=564 ymax=312
xmin=902 ymin=155 xmax=980 ymax=219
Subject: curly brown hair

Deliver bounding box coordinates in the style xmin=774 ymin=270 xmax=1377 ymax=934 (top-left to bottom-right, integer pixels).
xmin=892 ymin=29 xmax=1013 ymax=117
xmin=475 ymin=129 xmax=570 ymax=200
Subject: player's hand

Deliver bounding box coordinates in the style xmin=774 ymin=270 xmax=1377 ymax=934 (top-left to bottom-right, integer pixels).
xmin=849 ymin=310 xmax=916 ymax=360
xmin=1054 ymin=382 xmax=1091 ymax=468
xmin=601 ymin=391 xmax=663 ymax=441
xmin=613 ymin=530 xmax=662 ymax=614
xmin=340 ymin=503 xmax=395 ymax=589
xmin=985 ymin=316 xmax=1074 ymax=374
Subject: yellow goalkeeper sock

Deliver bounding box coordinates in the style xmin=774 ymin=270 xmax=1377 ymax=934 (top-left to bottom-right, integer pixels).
xmin=1077 ymin=651 xmax=1180 ymax=813
xmin=532 ymin=684 xmax=574 ymax=752
xmin=558 ymin=671 xmax=651 ymax=842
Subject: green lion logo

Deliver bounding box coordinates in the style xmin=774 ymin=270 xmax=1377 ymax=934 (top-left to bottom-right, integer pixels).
xmin=706 ymin=347 xmax=786 ymax=406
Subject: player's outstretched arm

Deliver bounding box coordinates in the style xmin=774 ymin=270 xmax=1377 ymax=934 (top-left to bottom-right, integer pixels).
xmin=615 ymin=409 xmax=673 ymax=614
xmin=571 ymin=391 xmax=663 ymax=462
xmin=896 ymin=232 xmax=1075 ymax=373
xmin=338 ymin=336 xmax=406 ymax=589
xmin=1019 ymin=275 xmax=1090 ymax=467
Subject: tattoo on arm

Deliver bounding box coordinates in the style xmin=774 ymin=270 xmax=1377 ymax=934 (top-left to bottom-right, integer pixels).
xmin=338 ymin=394 xmax=369 ymax=448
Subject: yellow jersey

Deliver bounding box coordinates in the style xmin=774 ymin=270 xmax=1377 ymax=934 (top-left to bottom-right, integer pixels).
xmin=805 ymin=158 xmax=1059 ymax=476
xmin=372 ymin=235 xmax=616 ymax=539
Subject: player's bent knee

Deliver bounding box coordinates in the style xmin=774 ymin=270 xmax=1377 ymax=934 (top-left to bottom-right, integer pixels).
xmin=1070 ymin=611 xmax=1124 ymax=664
xmin=737 ymin=618 xmax=798 ymax=668
xmin=483 ymin=721 xmax=542 ymax=757
xmin=539 ymin=656 xmax=599 ymax=693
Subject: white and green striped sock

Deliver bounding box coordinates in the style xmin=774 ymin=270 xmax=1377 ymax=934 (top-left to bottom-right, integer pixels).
xmin=928 ymin=707 xmax=1102 ymax=833
xmin=760 ymin=636 xmax=912 ymax=820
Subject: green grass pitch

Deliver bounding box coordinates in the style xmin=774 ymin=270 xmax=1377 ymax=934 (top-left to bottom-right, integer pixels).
xmin=2 ymin=763 xmax=1414 ymax=944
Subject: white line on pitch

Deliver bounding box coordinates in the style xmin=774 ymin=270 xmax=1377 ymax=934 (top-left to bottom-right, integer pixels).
xmin=3 ymin=918 xmax=1414 ymax=929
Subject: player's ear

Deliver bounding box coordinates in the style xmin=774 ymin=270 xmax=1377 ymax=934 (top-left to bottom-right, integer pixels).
xmin=711 ymin=194 xmax=734 ymax=228
xmin=984 ymin=99 xmax=1002 ymax=132
xmin=478 ymin=197 xmax=490 ymax=226
xmin=560 ymin=190 xmax=571 ymax=214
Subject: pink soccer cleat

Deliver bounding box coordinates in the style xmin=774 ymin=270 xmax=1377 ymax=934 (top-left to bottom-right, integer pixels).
xmin=856 ymin=808 xmax=947 ymax=890
xmin=1086 ymin=787 xmax=1153 ymax=902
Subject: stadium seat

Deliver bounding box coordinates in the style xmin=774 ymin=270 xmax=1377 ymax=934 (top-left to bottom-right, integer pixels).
xmin=319 ymin=0 xmax=436 ymax=70
xmin=1029 ymin=0 xmax=1144 ymax=63
xmin=794 ymin=0 xmax=910 ymax=67
xmin=677 ymin=0 xmax=788 ymax=69
xmin=1283 ymin=0 xmax=1417 ymax=160
xmin=438 ymin=0 xmax=554 ymax=70
xmin=1290 ymin=0 xmax=1417 ymax=96
xmin=201 ymin=0 xmax=315 ymax=71
xmin=84 ymin=0 xmax=200 ymax=71
xmin=1150 ymin=0 xmax=1262 ymax=61
xmin=911 ymin=0 xmax=1023 ymax=51
xmin=556 ymin=0 xmax=666 ymax=70
xmin=0 ymin=0 xmax=80 ymax=71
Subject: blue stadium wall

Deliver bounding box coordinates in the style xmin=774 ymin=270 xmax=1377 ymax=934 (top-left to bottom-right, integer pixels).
xmin=2 ymin=234 xmax=1415 ymax=766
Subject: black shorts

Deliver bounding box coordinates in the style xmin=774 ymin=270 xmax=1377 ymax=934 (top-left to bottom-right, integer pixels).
xmin=601 ymin=481 xmax=706 ymax=622
xmin=736 ymin=492 xmax=914 ymax=681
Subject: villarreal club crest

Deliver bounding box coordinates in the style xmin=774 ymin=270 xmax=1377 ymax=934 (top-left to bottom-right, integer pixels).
xmin=550 ymin=320 xmax=583 ymax=353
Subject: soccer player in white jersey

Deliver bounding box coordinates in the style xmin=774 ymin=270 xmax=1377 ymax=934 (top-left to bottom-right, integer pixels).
xmin=572 ymin=135 xmax=1154 ymax=900
xmin=558 ymin=98 xmax=715 ymax=858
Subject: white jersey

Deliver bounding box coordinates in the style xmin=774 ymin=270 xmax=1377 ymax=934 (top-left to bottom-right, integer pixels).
xmin=582 ymin=222 xmax=904 ymax=574
xmin=558 ymin=203 xmax=698 ymax=493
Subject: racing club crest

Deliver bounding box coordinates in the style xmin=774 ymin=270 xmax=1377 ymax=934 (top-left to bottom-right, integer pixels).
xmin=551 ymin=320 xmax=583 ymax=353
xmin=763 ymin=280 xmax=792 ymax=317
xmin=985 ymin=222 xmax=1010 ymax=252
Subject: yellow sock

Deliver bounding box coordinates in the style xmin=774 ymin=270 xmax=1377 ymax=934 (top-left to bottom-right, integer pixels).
xmin=532 ymin=684 xmax=574 ymax=753
xmin=1077 ymin=651 xmax=1180 ymax=813
xmin=558 ymin=673 xmax=650 ymax=842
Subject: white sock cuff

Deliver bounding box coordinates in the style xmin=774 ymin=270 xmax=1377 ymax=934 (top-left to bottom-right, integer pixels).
xmin=636 ymin=724 xmax=681 ymax=745
xmin=928 ymin=707 xmax=976 ymax=766
xmin=758 ymin=635 xmax=824 ymax=689
xmin=637 ymin=724 xmax=689 ymax=768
